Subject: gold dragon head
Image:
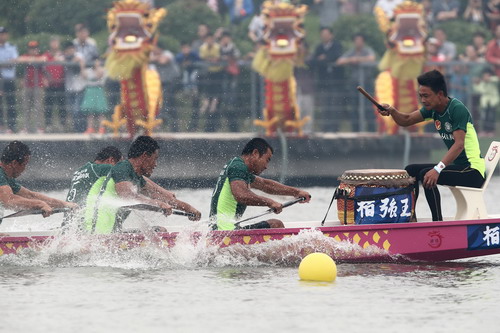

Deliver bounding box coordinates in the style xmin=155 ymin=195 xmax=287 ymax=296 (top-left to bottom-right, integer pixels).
xmin=261 ymin=1 xmax=307 ymax=60
xmin=106 ymin=0 xmax=166 ymax=79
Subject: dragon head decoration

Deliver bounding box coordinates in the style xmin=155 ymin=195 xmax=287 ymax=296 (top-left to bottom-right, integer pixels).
xmin=253 ymin=1 xmax=307 ymax=82
xmin=105 ymin=0 xmax=166 ymax=80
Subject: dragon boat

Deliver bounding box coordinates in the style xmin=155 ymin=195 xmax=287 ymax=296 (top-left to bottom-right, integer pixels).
xmin=1 ymin=142 xmax=498 ymax=263
xmin=1 ymin=217 xmax=500 ymax=263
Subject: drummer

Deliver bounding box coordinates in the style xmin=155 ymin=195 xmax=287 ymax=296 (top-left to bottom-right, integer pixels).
xmin=377 ymin=69 xmax=485 ymax=221
xmin=210 ymin=138 xmax=311 ymax=230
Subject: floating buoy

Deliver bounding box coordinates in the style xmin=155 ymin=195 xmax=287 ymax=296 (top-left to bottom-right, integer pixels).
xmin=298 ymin=253 xmax=337 ymax=282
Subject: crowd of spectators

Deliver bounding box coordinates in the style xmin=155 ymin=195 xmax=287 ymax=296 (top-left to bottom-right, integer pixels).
xmin=0 ymin=0 xmax=499 ymax=135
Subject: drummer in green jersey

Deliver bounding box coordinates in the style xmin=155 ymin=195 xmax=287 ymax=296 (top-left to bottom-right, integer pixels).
xmin=86 ymin=136 xmax=201 ymax=234
xmin=378 ymin=69 xmax=485 ymax=221
xmin=63 ymin=146 xmax=123 ymax=228
xmin=210 ymin=138 xmax=311 ymax=230
xmin=0 ymin=141 xmax=77 ymax=219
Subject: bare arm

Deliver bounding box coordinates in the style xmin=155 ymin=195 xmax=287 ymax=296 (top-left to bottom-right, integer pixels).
xmin=251 ymin=177 xmax=311 ymax=202
xmin=142 ymin=178 xmax=201 ymax=220
xmin=379 ymin=103 xmax=425 ymax=127
xmin=0 ymin=186 xmax=52 ymax=216
xmin=115 ymin=180 xmax=172 ymax=214
xmin=17 ymin=187 xmax=77 ymax=209
xmin=230 ymin=180 xmax=283 ymax=212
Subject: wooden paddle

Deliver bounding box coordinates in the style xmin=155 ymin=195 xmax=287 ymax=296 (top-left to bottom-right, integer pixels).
xmin=120 ymin=203 xmax=196 ymax=218
xmin=234 ymin=197 xmax=306 ymax=228
xmin=0 ymin=207 xmax=71 ymax=224
xmin=357 ymin=86 xmax=387 ymax=111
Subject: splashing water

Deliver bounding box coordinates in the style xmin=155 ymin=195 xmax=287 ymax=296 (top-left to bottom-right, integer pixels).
xmin=0 ymin=226 xmax=389 ymax=269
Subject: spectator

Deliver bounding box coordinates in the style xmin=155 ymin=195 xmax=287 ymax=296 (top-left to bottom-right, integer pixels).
xmin=176 ymin=42 xmax=201 ymax=131
xmin=485 ymin=0 xmax=500 ymax=33
xmin=191 ymin=23 xmax=210 ymax=55
xmin=309 ymin=27 xmax=344 ymax=132
xmin=199 ymin=33 xmax=223 ymax=132
xmin=485 ymin=24 xmax=500 ymax=76
xmin=432 ymin=0 xmax=460 ymax=23
xmin=62 ymin=41 xmax=85 ymax=133
xmin=424 ymin=38 xmax=446 ymax=73
xmin=313 ymin=0 xmax=341 ymax=28
xmin=248 ymin=6 xmax=265 ymax=45
xmin=73 ymin=24 xmax=99 ymax=66
xmin=150 ymin=45 xmax=181 ymax=132
xmin=80 ymin=58 xmax=107 ymax=134
xmin=421 ymin=0 xmax=435 ymax=27
xmin=219 ymin=31 xmax=241 ymax=132
xmin=0 ymin=27 xmax=18 ymax=133
xmin=224 ymin=0 xmax=254 ymax=24
xmin=463 ymin=0 xmax=487 ymax=26
xmin=17 ymin=41 xmax=47 ymax=134
xmin=473 ymin=68 xmax=499 ymax=136
xmin=472 ymin=31 xmax=488 ymax=58
xmin=433 ymin=28 xmax=457 ymax=61
xmin=43 ymin=36 xmax=67 ymax=132
xmin=374 ymin=0 xmax=404 ymax=19
xmin=336 ymin=33 xmax=376 ymax=132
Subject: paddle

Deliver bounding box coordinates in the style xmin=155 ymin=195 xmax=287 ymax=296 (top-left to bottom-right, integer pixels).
xmin=357 ymin=86 xmax=387 ymax=111
xmin=234 ymin=197 xmax=306 ymax=228
xmin=0 ymin=207 xmax=71 ymax=224
xmin=120 ymin=203 xmax=196 ymax=218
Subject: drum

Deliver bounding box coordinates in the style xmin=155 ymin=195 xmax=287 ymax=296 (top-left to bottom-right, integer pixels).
xmin=336 ymin=169 xmax=415 ymax=225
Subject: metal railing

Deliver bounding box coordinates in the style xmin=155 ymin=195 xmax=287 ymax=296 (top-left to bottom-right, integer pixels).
xmin=0 ymin=60 xmax=496 ymax=134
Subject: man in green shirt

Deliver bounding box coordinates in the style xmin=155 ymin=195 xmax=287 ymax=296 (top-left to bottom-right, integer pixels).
xmin=0 ymin=141 xmax=77 ymax=218
xmin=87 ymin=136 xmax=201 ymax=234
xmin=210 ymin=138 xmax=311 ymax=230
xmin=378 ymin=69 xmax=485 ymax=221
xmin=63 ymin=146 xmax=123 ymax=228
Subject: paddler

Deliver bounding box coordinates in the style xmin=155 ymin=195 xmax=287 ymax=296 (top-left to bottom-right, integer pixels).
xmin=62 ymin=146 xmax=123 ymax=228
xmin=0 ymin=141 xmax=77 ymax=218
xmin=210 ymin=137 xmax=311 ymax=230
xmin=377 ymin=69 xmax=485 ymax=221
xmin=86 ymin=136 xmax=201 ymax=233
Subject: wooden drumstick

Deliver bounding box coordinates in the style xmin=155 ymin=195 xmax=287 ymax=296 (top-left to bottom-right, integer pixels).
xmin=356 ymin=86 xmax=387 ymax=111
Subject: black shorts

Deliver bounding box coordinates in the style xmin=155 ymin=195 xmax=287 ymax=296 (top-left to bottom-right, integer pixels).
xmin=239 ymin=221 xmax=271 ymax=230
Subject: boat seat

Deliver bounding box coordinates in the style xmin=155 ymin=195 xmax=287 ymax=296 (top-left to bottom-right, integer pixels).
xmin=446 ymin=141 xmax=500 ymax=220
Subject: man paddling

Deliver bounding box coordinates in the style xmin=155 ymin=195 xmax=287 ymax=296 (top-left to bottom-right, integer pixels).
xmin=63 ymin=146 xmax=123 ymax=228
xmin=210 ymin=137 xmax=311 ymax=230
xmin=0 ymin=141 xmax=77 ymax=218
xmin=377 ymin=69 xmax=485 ymax=221
xmin=87 ymin=136 xmax=201 ymax=233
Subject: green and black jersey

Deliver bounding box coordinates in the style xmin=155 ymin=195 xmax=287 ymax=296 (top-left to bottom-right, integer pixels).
xmin=420 ymin=98 xmax=485 ymax=176
xmin=84 ymin=160 xmax=147 ymax=234
xmin=210 ymin=157 xmax=256 ymax=230
xmin=0 ymin=166 xmax=21 ymax=194
xmin=66 ymin=162 xmax=113 ymax=206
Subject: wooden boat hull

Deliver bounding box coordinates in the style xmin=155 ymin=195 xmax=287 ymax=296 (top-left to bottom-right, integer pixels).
xmin=2 ymin=218 xmax=500 ymax=263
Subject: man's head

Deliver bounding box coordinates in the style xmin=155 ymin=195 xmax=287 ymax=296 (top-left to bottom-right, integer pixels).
xmin=0 ymin=27 xmax=9 ymax=44
xmin=417 ymin=69 xmax=448 ymax=110
xmin=75 ymin=23 xmax=90 ymax=42
xmin=241 ymin=138 xmax=274 ymax=175
xmin=128 ymin=136 xmax=160 ymax=177
xmin=94 ymin=146 xmax=123 ymax=165
xmin=320 ymin=27 xmax=333 ymax=43
xmin=198 ymin=24 xmax=209 ymax=39
xmin=27 ymin=40 xmax=40 ymax=55
xmin=49 ymin=36 xmax=60 ymax=51
xmin=1 ymin=141 xmax=31 ymax=178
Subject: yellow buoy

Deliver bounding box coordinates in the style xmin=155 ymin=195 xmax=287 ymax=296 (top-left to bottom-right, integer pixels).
xmin=298 ymin=253 xmax=337 ymax=282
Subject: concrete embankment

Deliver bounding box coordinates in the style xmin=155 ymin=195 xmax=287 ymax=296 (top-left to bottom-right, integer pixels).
xmin=0 ymin=132 xmax=444 ymax=190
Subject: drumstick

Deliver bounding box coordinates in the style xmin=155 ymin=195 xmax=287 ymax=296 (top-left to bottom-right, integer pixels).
xmin=356 ymin=86 xmax=387 ymax=111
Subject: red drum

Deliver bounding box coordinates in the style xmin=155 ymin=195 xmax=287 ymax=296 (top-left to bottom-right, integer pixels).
xmin=336 ymin=169 xmax=415 ymax=225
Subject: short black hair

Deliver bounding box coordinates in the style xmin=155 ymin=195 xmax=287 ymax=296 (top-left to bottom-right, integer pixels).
xmin=241 ymin=138 xmax=274 ymax=156
xmin=94 ymin=146 xmax=123 ymax=163
xmin=128 ymin=136 xmax=160 ymax=158
xmin=1 ymin=141 xmax=31 ymax=164
xmin=320 ymin=27 xmax=333 ymax=35
xmin=417 ymin=69 xmax=448 ymax=97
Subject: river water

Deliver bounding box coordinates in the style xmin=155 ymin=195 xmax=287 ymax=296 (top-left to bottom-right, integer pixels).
xmin=1 ymin=178 xmax=500 ymax=333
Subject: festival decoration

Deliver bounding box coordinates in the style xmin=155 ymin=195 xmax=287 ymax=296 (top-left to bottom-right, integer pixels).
xmin=252 ymin=0 xmax=309 ymax=136
xmin=374 ymin=1 xmax=427 ymax=134
xmin=103 ymin=0 xmax=166 ymax=137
